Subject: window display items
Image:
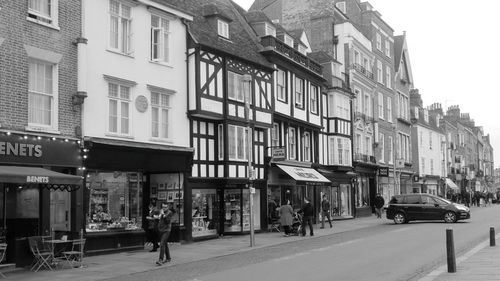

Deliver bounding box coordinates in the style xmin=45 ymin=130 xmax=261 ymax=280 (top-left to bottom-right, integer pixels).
xmin=86 ymin=172 xmax=142 ymax=232
xmin=191 ymin=189 xmax=218 ymax=237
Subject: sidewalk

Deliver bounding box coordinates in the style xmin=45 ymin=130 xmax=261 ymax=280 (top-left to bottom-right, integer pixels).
xmin=3 ymin=216 xmax=383 ymax=281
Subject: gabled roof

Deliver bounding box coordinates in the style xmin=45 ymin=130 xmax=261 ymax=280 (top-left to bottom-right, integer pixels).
xmin=163 ymin=0 xmax=273 ymax=70
xmin=394 ymin=35 xmax=404 ymax=71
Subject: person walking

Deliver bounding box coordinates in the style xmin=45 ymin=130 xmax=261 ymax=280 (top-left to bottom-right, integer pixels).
xmin=156 ymin=203 xmax=174 ymax=266
xmin=298 ymin=197 xmax=314 ymax=237
xmin=374 ymin=193 xmax=385 ymax=219
xmin=320 ymin=195 xmax=332 ymax=229
xmin=146 ymin=201 xmax=159 ymax=252
xmin=279 ymin=200 xmax=294 ymax=236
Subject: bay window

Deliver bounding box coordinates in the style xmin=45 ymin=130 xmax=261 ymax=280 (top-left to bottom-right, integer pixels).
xmin=328 ymin=137 xmax=352 ymax=166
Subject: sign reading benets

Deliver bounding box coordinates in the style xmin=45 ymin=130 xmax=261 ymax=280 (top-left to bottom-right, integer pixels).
xmin=26 ymin=176 xmax=49 ymax=183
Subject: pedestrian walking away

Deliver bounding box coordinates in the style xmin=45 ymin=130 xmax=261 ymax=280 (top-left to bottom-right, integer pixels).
xmin=320 ymin=195 xmax=332 ymax=229
xmin=298 ymin=197 xmax=314 ymax=237
xmin=279 ymin=200 xmax=294 ymax=236
xmin=146 ymin=200 xmax=160 ymax=252
xmin=374 ymin=193 xmax=385 ymax=219
xmin=156 ymin=203 xmax=174 ymax=266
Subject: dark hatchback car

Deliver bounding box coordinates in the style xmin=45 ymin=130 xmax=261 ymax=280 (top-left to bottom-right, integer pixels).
xmin=386 ymin=193 xmax=471 ymax=224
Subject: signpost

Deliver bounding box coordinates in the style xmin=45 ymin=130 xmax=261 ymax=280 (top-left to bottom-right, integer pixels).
xmin=243 ymin=74 xmax=255 ymax=247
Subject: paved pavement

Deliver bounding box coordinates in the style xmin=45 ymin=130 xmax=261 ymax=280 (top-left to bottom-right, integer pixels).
xmin=4 ymin=208 xmax=500 ymax=281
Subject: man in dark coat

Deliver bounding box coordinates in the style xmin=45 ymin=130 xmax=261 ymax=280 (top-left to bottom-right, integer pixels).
xmin=155 ymin=203 xmax=174 ymax=265
xmin=298 ymin=197 xmax=314 ymax=237
xmin=374 ymin=193 xmax=385 ymax=218
xmin=320 ymin=195 xmax=332 ymax=229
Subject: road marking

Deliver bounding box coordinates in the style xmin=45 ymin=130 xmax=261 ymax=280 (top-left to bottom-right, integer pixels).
xmin=336 ymin=238 xmax=364 ymax=246
xmin=311 ymin=246 xmax=333 ymax=252
xmin=270 ymin=252 xmax=310 ymax=262
xmin=390 ymin=227 xmax=410 ymax=233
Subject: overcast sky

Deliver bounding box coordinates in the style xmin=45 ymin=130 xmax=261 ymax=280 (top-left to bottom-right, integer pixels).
xmin=234 ymin=0 xmax=500 ymax=167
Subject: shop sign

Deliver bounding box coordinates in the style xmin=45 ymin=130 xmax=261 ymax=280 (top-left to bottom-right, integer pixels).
xmin=0 ymin=134 xmax=80 ymax=167
xmin=272 ymin=147 xmax=286 ymax=161
xmin=26 ymin=176 xmax=49 ymax=183
xmin=413 ymin=175 xmax=420 ymax=182
xmin=378 ymin=167 xmax=389 ymax=177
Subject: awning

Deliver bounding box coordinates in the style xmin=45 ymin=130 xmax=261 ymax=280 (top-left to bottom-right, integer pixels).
xmin=445 ymin=178 xmax=459 ymax=190
xmin=0 ymin=166 xmax=82 ymax=191
xmin=277 ymin=165 xmax=331 ymax=184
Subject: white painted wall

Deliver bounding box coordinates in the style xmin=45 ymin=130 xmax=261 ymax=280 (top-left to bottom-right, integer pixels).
xmin=416 ymin=126 xmax=445 ymax=177
xmin=83 ymin=1 xmax=190 ymax=148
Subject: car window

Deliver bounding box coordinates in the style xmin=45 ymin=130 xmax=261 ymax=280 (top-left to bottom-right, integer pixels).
xmin=404 ymin=195 xmax=421 ymax=204
xmin=421 ymin=195 xmax=437 ymax=204
xmin=389 ymin=196 xmax=403 ymax=204
xmin=434 ymin=197 xmax=450 ymax=205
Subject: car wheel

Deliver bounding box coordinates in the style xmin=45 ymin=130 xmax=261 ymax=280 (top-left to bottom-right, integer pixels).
xmin=394 ymin=212 xmax=406 ymax=224
xmin=444 ymin=211 xmax=457 ymax=223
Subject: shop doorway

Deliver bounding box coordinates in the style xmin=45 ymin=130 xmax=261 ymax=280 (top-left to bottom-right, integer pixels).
xmin=50 ymin=190 xmax=71 ymax=231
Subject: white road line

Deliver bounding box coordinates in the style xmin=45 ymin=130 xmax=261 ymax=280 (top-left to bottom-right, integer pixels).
xmin=336 ymin=238 xmax=364 ymax=246
xmin=390 ymin=227 xmax=411 ymax=233
xmin=270 ymin=252 xmax=310 ymax=262
xmin=311 ymin=246 xmax=333 ymax=252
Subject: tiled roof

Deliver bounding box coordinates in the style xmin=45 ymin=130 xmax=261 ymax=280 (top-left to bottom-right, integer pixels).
xmin=163 ymin=0 xmax=273 ymax=70
xmin=394 ymin=34 xmax=404 ymax=72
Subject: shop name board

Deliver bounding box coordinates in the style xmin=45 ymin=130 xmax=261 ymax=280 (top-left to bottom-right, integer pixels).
xmin=379 ymin=167 xmax=389 ymax=177
xmin=294 ymin=169 xmax=319 ymax=179
xmin=26 ymin=176 xmax=49 ymax=183
xmin=272 ymin=147 xmax=286 ymax=161
xmin=0 ymin=142 xmax=42 ymax=157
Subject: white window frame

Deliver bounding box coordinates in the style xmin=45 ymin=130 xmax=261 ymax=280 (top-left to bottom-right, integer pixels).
xmin=379 ymin=133 xmax=385 ymax=163
xmin=376 ymin=33 xmax=382 ymax=50
xmin=364 ymin=93 xmax=371 ymax=117
xmin=218 ymin=19 xmax=229 ymax=39
xmin=107 ymin=81 xmax=132 ymax=136
xmin=28 ymin=59 xmax=58 ymax=131
xmin=386 ymin=96 xmax=392 ymax=122
xmin=355 ymin=133 xmax=362 ymax=154
xmin=265 ymin=22 xmax=276 ymax=37
xmin=284 ymin=35 xmax=294 ymax=47
xmin=272 ymin=123 xmax=279 ymax=148
xmin=384 ymin=40 xmax=390 ymax=57
xmin=288 ymin=128 xmax=296 ymax=160
xmin=388 ymin=136 xmax=393 ymax=164
xmin=303 ymin=132 xmax=311 ymax=162
xmin=377 ymin=60 xmax=383 ymax=83
xmin=228 ymin=71 xmax=244 ymax=102
xmin=354 ymin=88 xmax=362 ymax=113
xmin=385 ymin=65 xmax=391 ymax=88
xmin=310 ymin=85 xmax=319 ymax=114
xmin=28 ymin=0 xmax=58 ymax=28
xmin=429 ymin=132 xmax=433 ymax=149
xmin=150 ymin=90 xmax=172 ymax=140
xmin=109 ymin=0 xmax=133 ymax=55
xmin=277 ymin=69 xmax=286 ymax=102
xmin=295 ymin=77 xmax=304 ymax=108
xmin=218 ymin=124 xmax=224 ymax=160
xmin=330 ymin=93 xmax=350 ymax=120
xmin=328 ymin=136 xmax=351 ymax=166
xmin=151 ymin=13 xmax=170 ymax=63
xmin=228 ymin=125 xmax=247 ymax=161
xmin=378 ymin=93 xmax=384 ymax=119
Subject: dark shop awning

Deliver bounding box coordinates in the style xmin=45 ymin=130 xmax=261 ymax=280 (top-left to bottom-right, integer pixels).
xmin=0 ymin=166 xmax=82 ymax=190
xmin=277 ymin=164 xmax=331 ymax=184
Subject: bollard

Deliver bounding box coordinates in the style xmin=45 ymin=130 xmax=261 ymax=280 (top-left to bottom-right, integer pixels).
xmin=490 ymin=227 xmax=496 ymax=247
xmin=446 ymin=228 xmax=456 ymax=273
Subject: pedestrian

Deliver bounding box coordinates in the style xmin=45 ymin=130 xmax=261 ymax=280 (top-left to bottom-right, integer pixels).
xmin=279 ymin=200 xmax=294 ymax=236
xmin=298 ymin=197 xmax=314 ymax=237
xmin=146 ymin=200 xmax=159 ymax=252
xmin=320 ymin=195 xmax=332 ymax=229
xmin=156 ymin=203 xmax=174 ymax=266
xmin=374 ymin=193 xmax=385 ymax=219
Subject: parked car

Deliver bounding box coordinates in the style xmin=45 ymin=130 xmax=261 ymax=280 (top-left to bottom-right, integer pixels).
xmin=386 ymin=193 xmax=471 ymax=224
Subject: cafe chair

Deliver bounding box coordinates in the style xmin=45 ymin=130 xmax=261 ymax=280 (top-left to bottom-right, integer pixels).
xmin=62 ymin=239 xmax=86 ymax=268
xmin=268 ymin=217 xmax=281 ymax=233
xmin=28 ymin=237 xmax=54 ymax=272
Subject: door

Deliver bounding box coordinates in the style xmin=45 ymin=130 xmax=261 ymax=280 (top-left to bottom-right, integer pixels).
xmin=420 ymin=195 xmax=442 ymax=220
xmin=50 ymin=190 xmax=70 ymax=231
xmin=403 ymin=194 xmax=422 ymax=220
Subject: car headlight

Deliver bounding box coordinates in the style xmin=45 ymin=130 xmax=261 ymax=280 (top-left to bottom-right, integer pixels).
xmin=455 ymin=205 xmax=469 ymax=212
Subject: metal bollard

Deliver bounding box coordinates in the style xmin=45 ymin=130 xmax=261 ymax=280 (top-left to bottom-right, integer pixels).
xmin=446 ymin=228 xmax=456 ymax=273
xmin=490 ymin=227 xmax=496 ymax=247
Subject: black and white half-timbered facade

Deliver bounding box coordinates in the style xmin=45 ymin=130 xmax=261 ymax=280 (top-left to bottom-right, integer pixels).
xmin=174 ymin=0 xmax=274 ymax=240
xmin=246 ymin=11 xmax=332 ymax=224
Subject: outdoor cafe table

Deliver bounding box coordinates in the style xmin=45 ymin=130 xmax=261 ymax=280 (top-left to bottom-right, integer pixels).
xmin=43 ymin=239 xmax=75 ymax=267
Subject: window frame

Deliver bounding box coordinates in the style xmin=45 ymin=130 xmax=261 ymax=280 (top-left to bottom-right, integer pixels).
xmin=106 ymin=80 xmax=133 ymax=136
xmin=271 ymin=123 xmax=279 ymax=148
xmin=284 ymin=35 xmax=294 ymax=47
xmin=217 ymin=19 xmax=229 ymax=39
xmin=384 ymin=39 xmax=391 ymax=57
xmin=27 ymin=59 xmax=58 ymax=131
xmin=329 ymin=136 xmax=352 ymax=166
xmin=378 ymin=92 xmax=384 ymax=119
xmin=294 ymin=77 xmax=305 ymax=109
xmin=276 ymin=68 xmax=287 ymax=103
xmin=218 ymin=124 xmax=224 ymax=160
xmin=388 ymin=136 xmax=393 ymax=164
xmin=379 ymin=133 xmax=385 ymax=163
xmin=310 ymin=84 xmax=319 ymax=114
xmin=228 ymin=124 xmax=248 ymax=161
xmin=150 ymin=90 xmax=172 ymax=140
xmin=288 ymin=128 xmax=296 ymax=160
xmin=228 ymin=71 xmax=245 ymax=102
xmin=377 ymin=60 xmax=383 ymax=83
xmin=27 ymin=0 xmax=59 ymax=28
xmin=108 ymin=0 xmax=133 ymax=55
xmin=303 ymin=132 xmax=311 ymax=162
xmin=385 ymin=65 xmax=391 ymax=88
xmin=376 ymin=33 xmax=382 ymax=50
xmin=150 ymin=13 xmax=171 ymax=63
xmin=264 ymin=22 xmax=276 ymax=37
xmin=386 ymin=96 xmax=392 ymax=122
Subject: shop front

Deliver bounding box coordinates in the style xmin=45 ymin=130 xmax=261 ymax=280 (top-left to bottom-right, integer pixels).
xmin=187 ymin=179 xmax=265 ymax=241
xmin=316 ymin=167 xmax=355 ymax=219
xmin=354 ymin=165 xmax=378 ymax=217
xmin=83 ymin=137 xmax=193 ymax=254
xmin=0 ymin=132 xmax=82 ymax=266
xmin=399 ymin=169 xmax=414 ymax=195
xmin=267 ymin=163 xmax=331 ymax=224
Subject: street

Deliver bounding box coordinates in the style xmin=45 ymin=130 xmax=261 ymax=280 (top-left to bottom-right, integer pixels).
xmin=104 ymin=205 xmax=500 ymax=281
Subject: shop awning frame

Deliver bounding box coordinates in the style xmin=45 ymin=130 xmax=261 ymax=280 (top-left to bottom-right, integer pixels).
xmin=0 ymin=166 xmax=82 ymax=191
xmin=445 ymin=178 xmax=459 ymax=190
xmin=277 ymin=165 xmax=331 ymax=184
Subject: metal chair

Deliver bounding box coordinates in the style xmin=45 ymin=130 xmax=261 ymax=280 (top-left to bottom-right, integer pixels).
xmin=268 ymin=218 xmax=281 ymax=232
xmin=62 ymin=239 xmax=86 ymax=268
xmin=28 ymin=236 xmax=54 ymax=272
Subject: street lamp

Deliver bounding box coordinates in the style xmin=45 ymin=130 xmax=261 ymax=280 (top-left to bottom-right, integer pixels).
xmin=243 ymin=74 xmax=255 ymax=247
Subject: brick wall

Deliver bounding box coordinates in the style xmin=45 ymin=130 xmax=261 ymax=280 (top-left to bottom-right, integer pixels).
xmin=0 ymin=0 xmax=81 ymax=138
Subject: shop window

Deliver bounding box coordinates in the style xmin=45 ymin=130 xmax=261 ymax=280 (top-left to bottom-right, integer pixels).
xmin=86 ymin=172 xmax=142 ymax=232
xmin=192 ymin=189 xmax=218 ymax=238
xmin=224 ymin=189 xmax=242 ymax=232
xmin=243 ymin=189 xmax=260 ymax=231
xmin=355 ymin=177 xmax=369 ymax=208
xmin=150 ymin=173 xmax=184 ymax=226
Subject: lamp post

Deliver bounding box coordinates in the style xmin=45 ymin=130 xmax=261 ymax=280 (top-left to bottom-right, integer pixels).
xmin=243 ymin=74 xmax=255 ymax=247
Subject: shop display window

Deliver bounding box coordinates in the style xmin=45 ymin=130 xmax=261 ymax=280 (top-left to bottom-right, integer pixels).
xmin=243 ymin=189 xmax=260 ymax=231
xmin=224 ymin=190 xmax=241 ymax=232
xmin=150 ymin=173 xmax=184 ymax=226
xmin=86 ymin=172 xmax=142 ymax=232
xmin=356 ymin=177 xmax=370 ymax=207
xmin=192 ymin=189 xmax=218 ymax=237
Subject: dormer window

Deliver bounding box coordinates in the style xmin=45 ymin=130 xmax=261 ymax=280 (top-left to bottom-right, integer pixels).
xmin=335 ymin=1 xmax=346 ymax=13
xmin=265 ymin=23 xmax=276 ymax=37
xmin=218 ymin=19 xmax=229 ymax=39
xmin=284 ymin=35 xmax=294 ymax=47
xmin=298 ymin=45 xmax=307 ymax=55
xmin=423 ymin=109 xmax=429 ymax=122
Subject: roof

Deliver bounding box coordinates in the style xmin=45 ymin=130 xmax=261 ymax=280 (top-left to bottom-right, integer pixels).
xmin=308 ymin=51 xmax=340 ymax=64
xmin=163 ymin=0 xmax=273 ymax=70
xmin=393 ymin=35 xmax=404 ymax=72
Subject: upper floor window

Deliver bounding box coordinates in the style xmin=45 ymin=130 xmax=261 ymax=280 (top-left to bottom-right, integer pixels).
xmin=354 ymin=50 xmax=360 ymax=65
xmin=398 ymin=93 xmax=409 ymax=120
xmin=377 ymin=60 xmax=383 ymax=83
xmin=277 ymin=69 xmax=286 ymax=102
xmin=218 ymin=19 xmax=229 ymax=39
xmin=354 ymin=88 xmax=362 ymax=113
xmin=303 ymin=132 xmax=311 ymax=162
xmin=151 ymin=14 xmax=170 ymax=63
xmin=423 ymin=109 xmax=429 ymax=122
xmin=363 ymin=93 xmax=371 ymax=117
xmin=388 ymin=136 xmax=393 ymax=164
xmin=228 ymin=71 xmax=244 ymax=102
xmin=429 ymin=132 xmax=433 ymax=149
xmin=385 ymin=65 xmax=391 ymax=88
xmin=386 ymin=96 xmax=392 ymax=121
xmin=379 ymin=133 xmax=385 ymax=163
xmin=28 ymin=59 xmax=57 ymax=129
xmin=376 ymin=33 xmax=382 ymax=50
xmin=151 ymin=91 xmax=171 ymax=139
xmin=218 ymin=124 xmax=224 ymax=160
xmin=335 ymin=1 xmax=346 ymax=13
xmin=329 ymin=93 xmax=350 ymax=120
xmin=378 ymin=93 xmax=384 ymax=119
xmin=327 ymin=137 xmax=351 ymax=166
xmin=365 ymin=136 xmax=372 ymax=156
xmin=109 ymin=0 xmax=132 ymax=54
xmin=298 ymin=45 xmax=307 ymax=55
xmin=421 ymin=157 xmax=425 ymax=173
xmin=228 ymin=125 xmax=247 ymax=161
xmin=310 ymin=85 xmax=319 ymax=114
xmin=28 ymin=0 xmax=58 ymax=26
xmin=107 ymin=81 xmax=131 ymax=135
xmin=430 ymin=159 xmax=434 ymax=175
xmin=384 ymin=40 xmax=391 ymax=57
xmin=288 ymin=128 xmax=296 ymax=159
xmin=265 ymin=23 xmax=276 ymax=36
xmin=284 ymin=35 xmax=294 ymax=47
xmin=295 ymin=77 xmax=304 ymax=109
xmin=363 ymin=57 xmax=369 ymax=71
xmin=272 ymin=123 xmax=279 ymax=147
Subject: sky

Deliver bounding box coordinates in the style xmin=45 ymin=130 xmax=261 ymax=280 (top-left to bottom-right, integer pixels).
xmin=234 ymin=0 xmax=500 ymax=167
